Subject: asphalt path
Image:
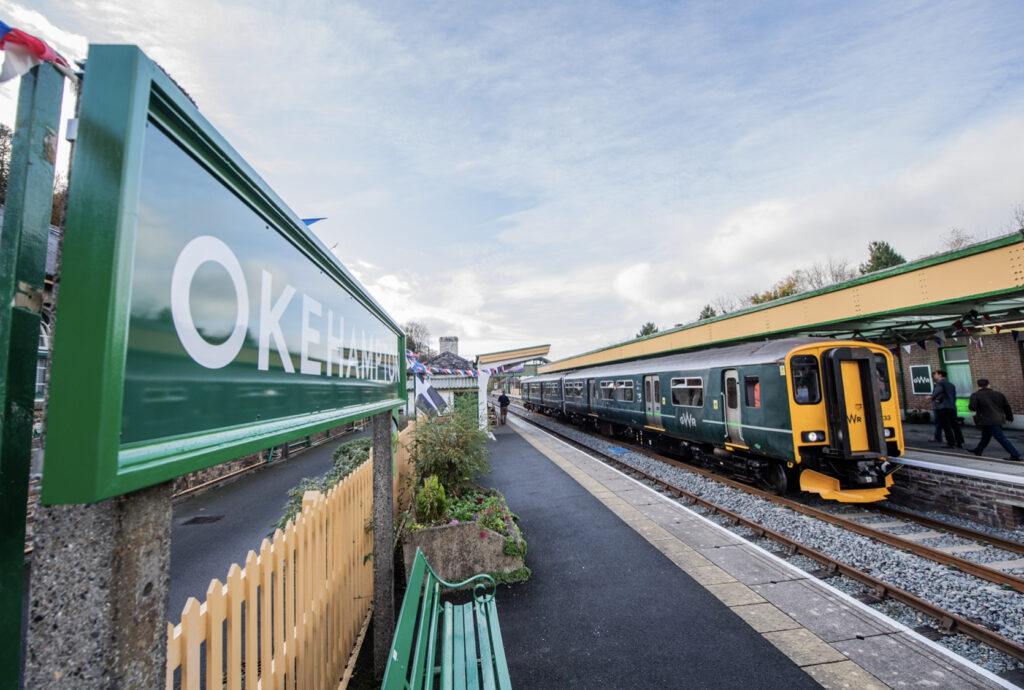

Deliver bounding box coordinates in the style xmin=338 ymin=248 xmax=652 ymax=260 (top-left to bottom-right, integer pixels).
xmin=487 ymin=423 xmax=822 ymax=689
xmin=169 ymin=430 xmax=369 ymax=619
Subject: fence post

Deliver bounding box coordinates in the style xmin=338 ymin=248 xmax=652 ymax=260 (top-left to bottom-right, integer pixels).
xmin=371 ymin=410 xmax=395 ymax=678
xmin=0 ymin=62 xmax=64 ymax=688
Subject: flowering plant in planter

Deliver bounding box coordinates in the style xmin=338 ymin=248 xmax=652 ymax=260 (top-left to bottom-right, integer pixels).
xmin=448 ymin=489 xmax=526 ymax=558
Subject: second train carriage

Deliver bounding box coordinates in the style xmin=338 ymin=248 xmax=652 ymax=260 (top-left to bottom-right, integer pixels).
xmin=522 ymin=338 xmax=904 ymax=503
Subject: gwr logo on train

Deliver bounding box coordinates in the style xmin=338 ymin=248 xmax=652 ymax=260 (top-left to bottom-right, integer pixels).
xmin=170 ymin=235 xmax=399 ymax=381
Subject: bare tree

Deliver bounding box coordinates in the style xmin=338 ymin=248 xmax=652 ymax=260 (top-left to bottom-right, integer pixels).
xmin=795 ymin=257 xmax=857 ymax=290
xmin=940 ymin=227 xmax=974 ymax=251
xmin=711 ymin=293 xmax=746 ymax=315
xmin=1012 ymin=202 xmax=1024 ymax=233
xmin=402 ymin=321 xmax=435 ymax=358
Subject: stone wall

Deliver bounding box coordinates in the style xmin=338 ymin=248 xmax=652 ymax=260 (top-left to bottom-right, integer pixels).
xmin=887 ymin=465 xmax=1024 ymax=529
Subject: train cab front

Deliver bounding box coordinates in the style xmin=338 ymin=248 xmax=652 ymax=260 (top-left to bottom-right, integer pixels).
xmin=787 ymin=343 xmax=904 ymax=503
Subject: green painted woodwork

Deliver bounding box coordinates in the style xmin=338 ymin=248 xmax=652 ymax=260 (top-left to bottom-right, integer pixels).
xmin=42 ymin=45 xmax=404 ymax=504
xmin=0 ymin=63 xmax=65 ymax=689
xmin=383 ymin=548 xmax=511 ymax=690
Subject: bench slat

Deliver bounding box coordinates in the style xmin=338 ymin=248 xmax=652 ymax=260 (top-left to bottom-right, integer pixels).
xmin=383 ymin=553 xmax=429 ymax=689
xmin=484 ymin=599 xmax=512 ymax=690
xmin=442 ymin=601 xmax=455 ymax=690
xmin=452 ymin=602 xmax=470 ymax=690
xmin=423 ymin=582 xmax=443 ymax=690
xmin=461 ymin=604 xmax=480 ymax=690
xmin=474 ymin=599 xmax=496 ymax=690
xmin=409 ymin=580 xmax=440 ymax=690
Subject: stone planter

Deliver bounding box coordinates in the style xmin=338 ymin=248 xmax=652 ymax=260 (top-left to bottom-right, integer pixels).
xmin=402 ymin=522 xmax=524 ymax=583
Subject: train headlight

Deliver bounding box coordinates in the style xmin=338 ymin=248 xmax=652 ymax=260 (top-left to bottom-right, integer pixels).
xmin=801 ymin=430 xmax=825 ymax=443
xmin=883 ymin=427 xmax=895 ymax=439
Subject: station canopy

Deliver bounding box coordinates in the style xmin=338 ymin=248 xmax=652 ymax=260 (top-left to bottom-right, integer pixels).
xmin=541 ymin=232 xmax=1024 ymax=374
xmin=476 ymin=344 xmax=550 ymax=373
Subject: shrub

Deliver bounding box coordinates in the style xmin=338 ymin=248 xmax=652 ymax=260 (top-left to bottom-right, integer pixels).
xmin=415 ymin=475 xmax=448 ymax=523
xmin=272 ymin=435 xmax=373 ymax=533
xmin=410 ymin=407 xmax=491 ymax=496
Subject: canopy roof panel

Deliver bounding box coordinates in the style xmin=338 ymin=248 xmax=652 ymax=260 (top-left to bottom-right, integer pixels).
xmin=541 ymin=232 xmax=1024 ymax=374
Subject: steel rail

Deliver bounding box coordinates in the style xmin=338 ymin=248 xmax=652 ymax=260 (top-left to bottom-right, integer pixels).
xmin=511 ymin=409 xmax=1024 ymax=662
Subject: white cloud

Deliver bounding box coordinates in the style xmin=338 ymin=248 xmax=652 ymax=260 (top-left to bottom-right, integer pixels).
xmin=8 ymin=1 xmax=1024 ymax=362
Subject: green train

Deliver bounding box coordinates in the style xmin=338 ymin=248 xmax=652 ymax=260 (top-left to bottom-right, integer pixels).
xmin=522 ymin=338 xmax=904 ymax=503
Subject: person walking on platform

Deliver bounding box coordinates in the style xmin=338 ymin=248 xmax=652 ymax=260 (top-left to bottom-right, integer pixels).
xmin=968 ymin=379 xmax=1022 ymax=461
xmin=931 ymin=370 xmax=964 ymax=448
xmin=498 ymin=390 xmax=510 ymax=425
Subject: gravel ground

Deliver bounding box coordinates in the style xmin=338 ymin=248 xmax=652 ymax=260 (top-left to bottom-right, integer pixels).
xmin=518 ymin=411 xmax=1024 ymax=676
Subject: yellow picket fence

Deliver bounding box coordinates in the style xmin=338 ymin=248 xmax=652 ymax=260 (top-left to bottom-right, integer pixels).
xmin=166 ymin=424 xmax=415 ymax=689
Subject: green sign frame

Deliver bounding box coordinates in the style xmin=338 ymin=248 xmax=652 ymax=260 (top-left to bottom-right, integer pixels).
xmin=43 ymin=45 xmax=406 ymax=504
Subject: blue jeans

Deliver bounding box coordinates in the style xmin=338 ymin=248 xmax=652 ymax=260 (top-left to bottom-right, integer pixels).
xmin=973 ymin=425 xmax=1022 ymax=460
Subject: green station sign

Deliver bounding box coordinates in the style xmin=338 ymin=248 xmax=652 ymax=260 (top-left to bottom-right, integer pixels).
xmin=43 ymin=45 xmax=405 ymax=504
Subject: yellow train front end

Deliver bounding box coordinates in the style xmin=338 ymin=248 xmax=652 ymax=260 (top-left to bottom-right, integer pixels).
xmin=786 ymin=341 xmax=904 ymax=503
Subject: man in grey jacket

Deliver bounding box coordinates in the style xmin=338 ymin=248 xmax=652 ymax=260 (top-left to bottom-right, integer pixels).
xmin=931 ymin=370 xmax=964 ymax=448
xmin=968 ymin=379 xmax=1022 ymax=461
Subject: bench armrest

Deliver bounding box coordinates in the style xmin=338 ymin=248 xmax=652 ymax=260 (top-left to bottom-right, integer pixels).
xmin=422 ymin=560 xmax=498 ymax=604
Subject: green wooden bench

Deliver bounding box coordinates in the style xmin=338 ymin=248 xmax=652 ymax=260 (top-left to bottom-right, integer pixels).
xmin=382 ymin=547 xmax=512 ymax=690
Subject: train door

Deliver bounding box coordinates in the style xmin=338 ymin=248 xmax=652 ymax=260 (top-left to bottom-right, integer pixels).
xmin=723 ymin=369 xmax=744 ymax=445
xmin=587 ymin=379 xmax=597 ymax=415
xmin=822 ymin=347 xmax=885 ymax=456
xmin=644 ymin=375 xmax=662 ymax=428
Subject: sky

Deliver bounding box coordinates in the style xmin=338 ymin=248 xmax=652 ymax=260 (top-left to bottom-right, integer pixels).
xmin=4 ymin=1 xmax=1024 ymax=362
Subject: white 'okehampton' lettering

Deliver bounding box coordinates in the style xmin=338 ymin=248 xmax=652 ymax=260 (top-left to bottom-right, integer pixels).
xmin=170 ymin=236 xmax=250 ymax=369
xmin=300 ymin=294 xmax=322 ymax=376
xmin=325 ymin=309 xmax=345 ymax=377
xmin=169 ymin=235 xmax=396 ymax=380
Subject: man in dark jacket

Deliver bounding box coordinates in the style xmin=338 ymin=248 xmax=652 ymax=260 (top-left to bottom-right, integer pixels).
xmin=968 ymin=379 xmax=1022 ymax=461
xmin=931 ymin=370 xmax=964 ymax=448
xmin=497 ymin=390 xmax=510 ymax=425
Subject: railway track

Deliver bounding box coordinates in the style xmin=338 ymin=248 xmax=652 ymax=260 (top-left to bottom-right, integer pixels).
xmin=510 ymin=407 xmax=1024 ymax=665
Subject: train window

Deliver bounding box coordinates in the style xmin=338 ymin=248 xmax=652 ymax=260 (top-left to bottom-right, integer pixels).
xmin=600 ymin=381 xmax=615 ymax=399
xmin=670 ymin=377 xmax=704 ymax=407
xmin=744 ymin=377 xmax=761 ymax=408
xmin=790 ymin=355 xmax=821 ymax=404
xmin=543 ymin=382 xmax=559 ymax=396
xmin=872 ymin=354 xmax=892 ymax=401
xmin=726 ymin=378 xmax=738 ymax=409
xmin=615 ymin=380 xmax=634 ymax=402
xmin=576 ymin=382 xmax=584 ymax=396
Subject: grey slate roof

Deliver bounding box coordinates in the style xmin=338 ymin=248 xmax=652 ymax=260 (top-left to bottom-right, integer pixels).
xmin=423 ymin=351 xmax=474 ymax=370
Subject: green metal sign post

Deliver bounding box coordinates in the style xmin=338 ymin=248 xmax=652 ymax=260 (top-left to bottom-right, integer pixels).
xmin=0 ymin=63 xmax=64 ymax=689
xmin=43 ymin=45 xmax=406 ymax=504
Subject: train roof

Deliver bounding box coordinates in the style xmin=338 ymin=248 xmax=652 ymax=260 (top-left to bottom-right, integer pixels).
xmin=524 ymin=338 xmax=836 ymax=383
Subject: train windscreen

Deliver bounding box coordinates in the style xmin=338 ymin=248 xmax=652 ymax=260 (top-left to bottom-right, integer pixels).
xmin=791 ymin=355 xmax=822 ymax=404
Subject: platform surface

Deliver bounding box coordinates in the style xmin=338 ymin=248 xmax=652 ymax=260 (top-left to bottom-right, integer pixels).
xmin=901 ymin=421 xmax=1024 ymax=483
xmin=486 ymin=416 xmax=1015 ymax=689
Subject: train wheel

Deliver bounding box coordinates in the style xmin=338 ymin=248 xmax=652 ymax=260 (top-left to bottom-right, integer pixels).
xmin=771 ymin=464 xmax=791 ymax=495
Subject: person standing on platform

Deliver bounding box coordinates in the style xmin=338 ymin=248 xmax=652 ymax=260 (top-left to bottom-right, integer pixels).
xmin=931 ymin=369 xmax=964 ymax=448
xmin=968 ymin=379 xmax=1022 ymax=461
xmin=497 ymin=390 xmax=510 ymax=425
